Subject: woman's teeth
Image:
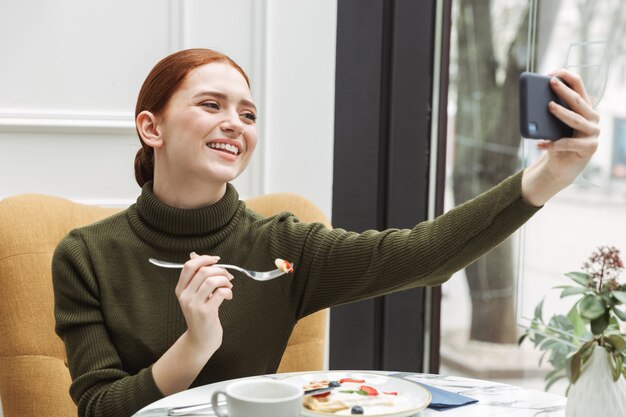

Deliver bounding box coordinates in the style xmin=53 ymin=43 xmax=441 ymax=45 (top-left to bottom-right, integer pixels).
xmin=208 ymin=142 xmax=239 ymax=155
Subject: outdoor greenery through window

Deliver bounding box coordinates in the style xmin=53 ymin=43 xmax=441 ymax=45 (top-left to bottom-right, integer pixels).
xmin=441 ymin=0 xmax=626 ymax=393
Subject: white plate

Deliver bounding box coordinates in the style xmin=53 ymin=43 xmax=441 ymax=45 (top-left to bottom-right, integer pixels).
xmin=282 ymin=371 xmax=432 ymax=416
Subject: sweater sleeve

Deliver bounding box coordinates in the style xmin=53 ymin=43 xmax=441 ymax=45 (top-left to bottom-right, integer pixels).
xmin=52 ymin=230 xmax=163 ymax=417
xmin=269 ymin=170 xmax=540 ymax=319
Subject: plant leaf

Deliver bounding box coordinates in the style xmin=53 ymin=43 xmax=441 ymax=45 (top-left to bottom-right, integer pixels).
xmin=539 ymin=339 xmax=563 ymax=352
xmin=613 ymin=306 xmax=626 ymax=321
xmin=590 ymin=310 xmax=610 ymax=335
xmin=579 ymin=340 xmax=596 ymax=360
xmin=534 ymin=298 xmax=545 ymax=321
xmin=532 ymin=331 xmax=546 ymax=346
xmin=545 ymin=368 xmax=564 ymax=381
xmin=612 ymin=291 xmax=626 ymax=304
xmin=517 ymin=334 xmax=527 ymax=345
xmin=560 ymin=287 xmax=588 ymax=298
xmin=609 ymin=351 xmax=623 ymax=381
xmin=551 ymin=314 xmax=575 ymax=332
xmin=545 ymin=372 xmax=567 ymax=392
xmin=566 ymin=272 xmax=592 ymax=287
xmin=539 ymin=350 xmax=548 ymax=367
xmin=566 ymin=307 xmax=587 ymax=337
xmin=568 ymin=351 xmax=582 ymax=383
xmin=579 ymin=295 xmax=607 ymax=320
xmin=606 ymin=335 xmax=626 ymax=352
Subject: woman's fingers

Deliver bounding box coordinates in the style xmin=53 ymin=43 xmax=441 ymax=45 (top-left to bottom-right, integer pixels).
xmin=195 ymin=275 xmax=233 ymax=302
xmin=205 ymin=288 xmax=234 ymax=310
xmin=548 ymin=68 xmax=600 ymax=139
xmin=548 ymin=100 xmax=600 ymax=138
xmin=175 ymin=254 xmax=220 ymax=295
xmin=549 ymin=76 xmax=599 ymax=124
xmin=550 ymin=68 xmax=591 ymax=103
xmin=175 ymin=252 xmax=234 ymax=313
xmin=537 ymin=136 xmax=598 ymax=157
xmin=186 ymin=265 xmax=233 ymax=294
xmin=172 ymin=253 xmax=233 ymax=355
xmin=550 ymin=68 xmax=592 ymax=103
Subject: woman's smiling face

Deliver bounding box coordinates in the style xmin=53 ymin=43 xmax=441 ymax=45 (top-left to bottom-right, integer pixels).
xmin=155 ymin=62 xmax=258 ymax=188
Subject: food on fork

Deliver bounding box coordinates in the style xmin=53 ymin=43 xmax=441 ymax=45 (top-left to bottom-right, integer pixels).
xmin=274 ymin=258 xmax=294 ymax=273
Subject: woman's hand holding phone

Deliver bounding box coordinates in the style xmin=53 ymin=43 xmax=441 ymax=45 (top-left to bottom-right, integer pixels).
xmin=521 ymin=68 xmax=600 ymax=207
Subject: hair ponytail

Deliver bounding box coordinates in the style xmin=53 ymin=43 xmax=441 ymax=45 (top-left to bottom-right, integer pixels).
xmin=134 ymin=146 xmax=155 ymax=187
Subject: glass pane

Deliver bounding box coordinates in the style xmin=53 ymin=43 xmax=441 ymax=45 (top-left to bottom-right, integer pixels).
xmin=441 ymin=0 xmax=626 ymax=395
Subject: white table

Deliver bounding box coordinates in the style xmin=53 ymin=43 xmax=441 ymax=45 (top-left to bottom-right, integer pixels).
xmin=134 ymin=372 xmax=566 ymax=416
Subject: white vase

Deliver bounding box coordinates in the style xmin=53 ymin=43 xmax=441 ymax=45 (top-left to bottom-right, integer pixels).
xmin=566 ymin=345 xmax=626 ymax=417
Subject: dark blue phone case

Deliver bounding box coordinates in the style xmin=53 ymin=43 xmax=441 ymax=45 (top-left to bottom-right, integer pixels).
xmin=519 ymin=72 xmax=573 ymax=140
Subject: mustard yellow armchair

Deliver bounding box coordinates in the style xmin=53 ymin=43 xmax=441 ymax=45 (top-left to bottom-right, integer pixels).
xmin=0 ymin=192 xmax=330 ymax=417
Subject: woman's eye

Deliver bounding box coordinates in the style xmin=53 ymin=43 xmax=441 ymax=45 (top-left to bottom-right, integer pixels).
xmin=242 ymin=112 xmax=257 ymax=122
xmin=201 ymin=102 xmax=220 ymax=110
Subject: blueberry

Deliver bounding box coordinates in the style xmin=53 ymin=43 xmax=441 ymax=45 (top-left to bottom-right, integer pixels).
xmin=351 ymin=405 xmax=364 ymax=414
xmin=328 ymin=381 xmax=341 ymax=388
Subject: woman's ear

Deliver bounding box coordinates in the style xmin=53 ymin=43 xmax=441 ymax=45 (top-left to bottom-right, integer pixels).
xmin=136 ymin=111 xmax=163 ymax=148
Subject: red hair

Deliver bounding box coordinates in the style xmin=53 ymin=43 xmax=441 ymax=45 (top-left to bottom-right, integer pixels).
xmin=134 ymin=48 xmax=250 ymax=187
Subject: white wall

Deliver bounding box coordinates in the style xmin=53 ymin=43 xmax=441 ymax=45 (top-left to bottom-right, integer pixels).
xmin=0 ymin=0 xmax=337 ymax=220
xmin=262 ymin=1 xmax=337 ymax=217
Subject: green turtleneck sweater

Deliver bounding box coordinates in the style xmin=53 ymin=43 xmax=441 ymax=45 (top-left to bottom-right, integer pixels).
xmin=52 ymin=170 xmax=539 ymax=417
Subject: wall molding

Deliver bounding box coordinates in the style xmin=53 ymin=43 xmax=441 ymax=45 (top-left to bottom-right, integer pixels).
xmin=168 ymin=0 xmax=184 ymax=52
xmin=248 ymin=0 xmax=268 ymax=197
xmin=0 ymin=109 xmax=135 ymax=134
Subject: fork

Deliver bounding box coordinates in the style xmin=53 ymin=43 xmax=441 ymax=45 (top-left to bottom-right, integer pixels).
xmin=148 ymin=258 xmax=292 ymax=281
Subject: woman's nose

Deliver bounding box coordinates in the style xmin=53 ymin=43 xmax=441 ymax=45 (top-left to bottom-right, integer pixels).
xmin=220 ymin=112 xmax=245 ymax=136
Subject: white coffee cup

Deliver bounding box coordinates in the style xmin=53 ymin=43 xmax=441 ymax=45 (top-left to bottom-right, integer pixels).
xmin=211 ymin=379 xmax=303 ymax=417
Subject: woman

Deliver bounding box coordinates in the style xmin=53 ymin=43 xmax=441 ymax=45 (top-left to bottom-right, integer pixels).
xmin=52 ymin=48 xmax=599 ymax=417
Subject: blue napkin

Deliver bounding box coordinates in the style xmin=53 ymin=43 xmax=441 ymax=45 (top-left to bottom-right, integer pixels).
xmin=389 ymin=373 xmax=478 ymax=410
xmin=419 ymin=382 xmax=478 ymax=410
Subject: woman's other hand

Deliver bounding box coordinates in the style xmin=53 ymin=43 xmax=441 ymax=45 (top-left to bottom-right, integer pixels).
xmin=152 ymin=253 xmax=233 ymax=396
xmin=521 ymin=68 xmax=600 ymax=207
xmin=176 ymin=252 xmax=234 ymax=357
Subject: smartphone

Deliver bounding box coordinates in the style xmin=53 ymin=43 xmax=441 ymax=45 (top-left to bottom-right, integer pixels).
xmin=519 ymin=72 xmax=573 ymax=140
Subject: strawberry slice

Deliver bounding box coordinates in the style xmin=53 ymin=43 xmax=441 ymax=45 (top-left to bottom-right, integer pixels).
xmin=359 ymin=385 xmax=379 ymax=396
xmin=339 ymin=378 xmax=366 ymax=384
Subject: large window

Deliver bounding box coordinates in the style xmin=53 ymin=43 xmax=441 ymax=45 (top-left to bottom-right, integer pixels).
xmin=441 ymin=0 xmax=626 ymax=393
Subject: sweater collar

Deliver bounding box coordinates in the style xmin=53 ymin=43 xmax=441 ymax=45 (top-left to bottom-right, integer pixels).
xmin=135 ymin=182 xmax=241 ymax=236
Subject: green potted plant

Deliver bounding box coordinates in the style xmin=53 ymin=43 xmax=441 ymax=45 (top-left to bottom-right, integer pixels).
xmin=520 ymin=246 xmax=626 ymax=416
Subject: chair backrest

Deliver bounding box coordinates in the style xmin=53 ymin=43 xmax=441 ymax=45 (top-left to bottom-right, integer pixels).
xmin=0 ymin=192 xmax=330 ymax=417
xmin=244 ymin=193 xmax=331 ymax=374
